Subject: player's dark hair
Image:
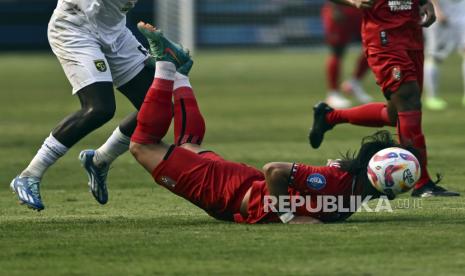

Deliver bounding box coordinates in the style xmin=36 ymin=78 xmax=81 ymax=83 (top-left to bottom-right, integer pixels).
xmin=338 ymin=130 xmax=420 ymax=198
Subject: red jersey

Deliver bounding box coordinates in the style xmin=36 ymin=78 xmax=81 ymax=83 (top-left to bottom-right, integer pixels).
xmin=237 ymin=163 xmax=361 ymax=224
xmin=361 ymin=0 xmax=424 ymax=53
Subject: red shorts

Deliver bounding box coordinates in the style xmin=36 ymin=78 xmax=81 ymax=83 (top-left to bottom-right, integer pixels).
xmin=151 ymin=147 xmax=264 ymax=221
xmin=321 ymin=4 xmax=362 ymax=46
xmin=366 ymin=49 xmax=424 ymax=97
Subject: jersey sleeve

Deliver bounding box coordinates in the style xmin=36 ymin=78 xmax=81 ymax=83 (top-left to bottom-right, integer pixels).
xmin=289 ymin=163 xmax=357 ymax=223
xmin=289 ymin=163 xmax=352 ymax=196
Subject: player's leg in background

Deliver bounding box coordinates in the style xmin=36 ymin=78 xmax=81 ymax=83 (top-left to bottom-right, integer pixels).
xmin=340 ymin=8 xmax=372 ymax=104
xmin=308 ymin=101 xmax=395 ymax=149
xmin=424 ymin=56 xmax=446 ymax=110
xmin=321 ymin=3 xmax=351 ymax=108
xmin=423 ymin=22 xmax=449 ymax=110
xmin=325 ymin=45 xmax=352 ymax=109
xmin=341 ymin=52 xmax=373 ymax=104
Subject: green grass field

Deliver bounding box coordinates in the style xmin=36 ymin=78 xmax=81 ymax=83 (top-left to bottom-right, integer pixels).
xmin=1 ymin=50 xmax=465 ymax=275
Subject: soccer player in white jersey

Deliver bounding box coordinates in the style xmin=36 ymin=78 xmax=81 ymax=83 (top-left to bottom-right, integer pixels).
xmin=424 ymin=0 xmax=465 ymax=110
xmin=10 ymin=0 xmax=158 ymax=211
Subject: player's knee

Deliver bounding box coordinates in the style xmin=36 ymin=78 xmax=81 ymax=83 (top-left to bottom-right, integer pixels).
xmin=83 ymin=105 xmax=115 ymax=126
xmin=129 ymin=142 xmax=146 ymax=160
xmin=392 ymin=82 xmax=422 ymax=111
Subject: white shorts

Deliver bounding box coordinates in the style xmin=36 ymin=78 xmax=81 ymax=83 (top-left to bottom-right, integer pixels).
xmin=425 ymin=17 xmax=465 ymax=60
xmin=48 ymin=11 xmax=149 ymax=94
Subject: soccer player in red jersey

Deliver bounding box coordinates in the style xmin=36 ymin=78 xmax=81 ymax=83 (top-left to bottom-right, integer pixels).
xmin=321 ymin=2 xmax=372 ymax=108
xmin=309 ymin=0 xmax=459 ymax=197
xmin=129 ymin=22 xmax=416 ymax=224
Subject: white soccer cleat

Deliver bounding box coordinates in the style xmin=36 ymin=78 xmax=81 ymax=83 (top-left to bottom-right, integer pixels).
xmin=341 ymin=79 xmax=373 ymax=104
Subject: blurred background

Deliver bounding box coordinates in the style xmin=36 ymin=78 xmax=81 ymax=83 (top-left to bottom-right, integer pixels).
xmin=0 ymin=0 xmax=326 ymax=51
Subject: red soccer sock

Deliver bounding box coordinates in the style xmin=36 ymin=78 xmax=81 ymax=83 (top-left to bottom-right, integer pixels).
xmin=173 ymin=85 xmax=206 ymax=146
xmin=327 ymin=54 xmax=341 ymax=91
xmin=131 ymin=63 xmax=175 ymax=144
xmin=354 ymin=53 xmax=369 ymax=80
xmin=397 ymin=111 xmax=431 ymax=189
xmin=325 ymin=102 xmax=394 ymax=127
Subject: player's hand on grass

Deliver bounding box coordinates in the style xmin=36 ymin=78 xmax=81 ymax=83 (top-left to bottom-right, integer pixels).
xmin=288 ymin=216 xmax=322 ymax=225
xmin=349 ymin=0 xmax=375 ymax=9
xmin=419 ymin=1 xmax=436 ymax=27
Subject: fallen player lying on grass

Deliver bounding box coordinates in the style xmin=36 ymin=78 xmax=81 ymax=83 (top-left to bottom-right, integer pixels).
xmin=129 ymin=22 xmax=421 ymax=224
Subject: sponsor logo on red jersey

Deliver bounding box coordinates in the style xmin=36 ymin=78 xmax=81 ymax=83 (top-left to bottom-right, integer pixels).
xmin=306 ymin=173 xmax=327 ymax=190
xmin=388 ymin=0 xmax=413 ymax=11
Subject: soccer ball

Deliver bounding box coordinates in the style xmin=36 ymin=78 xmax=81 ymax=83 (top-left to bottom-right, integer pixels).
xmin=367 ymin=147 xmax=421 ymax=196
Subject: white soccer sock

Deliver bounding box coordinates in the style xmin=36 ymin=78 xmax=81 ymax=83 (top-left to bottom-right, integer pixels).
xmin=174 ymin=72 xmax=191 ymax=90
xmin=424 ymin=58 xmax=439 ymax=98
xmin=20 ymin=133 xmax=68 ymax=179
xmin=155 ymin=61 xmax=176 ymax=80
xmin=93 ymin=127 xmax=130 ymax=167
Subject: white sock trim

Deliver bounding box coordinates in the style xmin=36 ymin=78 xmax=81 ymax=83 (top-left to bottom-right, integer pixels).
xmin=174 ymin=72 xmax=191 ymax=90
xmin=155 ymin=61 xmax=176 ymax=81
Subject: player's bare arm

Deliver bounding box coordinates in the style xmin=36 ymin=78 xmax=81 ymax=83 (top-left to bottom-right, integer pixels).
xmin=330 ymin=0 xmax=375 ymax=9
xmin=263 ymin=162 xmax=322 ymax=224
xmin=420 ymin=0 xmax=436 ymax=27
xmin=263 ymin=162 xmax=292 ymax=200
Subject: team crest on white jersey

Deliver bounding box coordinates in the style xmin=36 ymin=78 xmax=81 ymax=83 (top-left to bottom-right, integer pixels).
xmin=388 ymin=0 xmax=413 ymax=11
xmin=94 ymin=60 xmax=107 ymax=72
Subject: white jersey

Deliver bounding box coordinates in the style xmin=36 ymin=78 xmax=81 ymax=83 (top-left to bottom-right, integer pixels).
xmin=55 ymin=0 xmax=138 ymax=44
xmin=424 ymin=0 xmax=465 ymax=59
xmin=437 ymin=0 xmax=465 ymax=18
